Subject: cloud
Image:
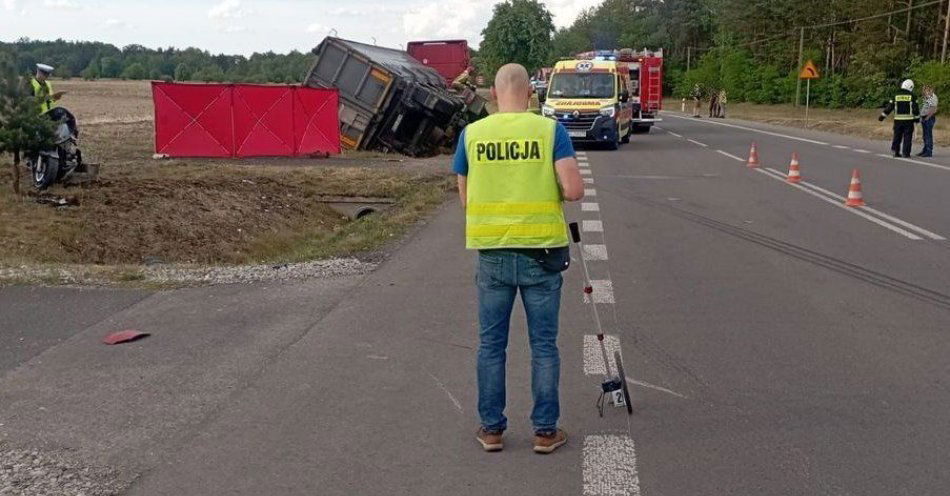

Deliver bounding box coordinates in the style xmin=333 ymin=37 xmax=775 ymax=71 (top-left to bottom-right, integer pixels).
xmin=208 ymin=0 xmax=250 ymax=19
xmin=42 ymin=0 xmax=79 ymax=9
xmin=402 ymin=0 xmax=490 ymax=41
xmin=103 ymin=18 xmax=131 ymax=29
xmin=306 ymin=22 xmax=327 ymax=34
xmin=3 ymin=0 xmax=16 ymax=11
xmin=222 ymin=25 xmax=248 ymax=33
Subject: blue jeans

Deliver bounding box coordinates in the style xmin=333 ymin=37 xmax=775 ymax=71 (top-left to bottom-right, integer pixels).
xmin=921 ymin=116 xmax=936 ymax=155
xmin=476 ymin=249 xmax=562 ymax=435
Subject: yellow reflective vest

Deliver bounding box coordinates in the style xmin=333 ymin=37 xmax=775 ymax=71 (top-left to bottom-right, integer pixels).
xmin=30 ymin=78 xmax=56 ymax=114
xmin=464 ymin=112 xmax=569 ymax=250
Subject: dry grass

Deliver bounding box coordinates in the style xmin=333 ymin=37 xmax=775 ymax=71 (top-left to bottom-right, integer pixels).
xmin=55 ymin=79 xmax=153 ymax=124
xmin=1 ymin=80 xmax=453 ymax=272
xmin=664 ymin=97 xmax=950 ymax=146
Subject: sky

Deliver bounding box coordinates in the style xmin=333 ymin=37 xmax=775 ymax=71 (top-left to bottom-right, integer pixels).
xmin=1 ymin=0 xmax=600 ymax=55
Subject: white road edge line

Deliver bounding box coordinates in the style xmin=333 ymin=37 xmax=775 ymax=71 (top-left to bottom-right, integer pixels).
xmin=686 ymin=138 xmax=708 ymax=147
xmin=716 ymin=150 xmax=745 ymax=162
xmin=763 ymin=169 xmax=946 ymax=240
xmin=756 ymin=168 xmax=923 ymax=240
xmin=585 ymin=188 xmax=597 ymax=196
xmin=665 ymin=112 xmax=828 ymax=145
xmin=894 ymin=156 xmax=950 ymax=172
xmin=583 ymin=435 xmax=642 ymax=496
xmin=584 ymin=178 xmax=595 ymax=184
xmin=582 ymin=202 xmax=600 ymax=212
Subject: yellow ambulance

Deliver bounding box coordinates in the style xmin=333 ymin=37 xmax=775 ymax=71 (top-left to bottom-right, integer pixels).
xmin=541 ymin=58 xmax=633 ymax=150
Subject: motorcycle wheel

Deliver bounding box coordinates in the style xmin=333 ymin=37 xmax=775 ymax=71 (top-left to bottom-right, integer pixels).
xmin=33 ymin=155 xmax=59 ymax=190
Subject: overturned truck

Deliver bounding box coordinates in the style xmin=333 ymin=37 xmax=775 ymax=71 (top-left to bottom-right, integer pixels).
xmin=305 ymin=37 xmax=487 ymax=156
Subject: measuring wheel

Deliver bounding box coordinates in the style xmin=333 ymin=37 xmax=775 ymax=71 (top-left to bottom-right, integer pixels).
xmin=614 ymin=350 xmax=633 ymax=415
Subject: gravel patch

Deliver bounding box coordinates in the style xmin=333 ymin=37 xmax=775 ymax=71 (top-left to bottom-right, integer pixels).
xmin=0 ymin=444 xmax=129 ymax=496
xmin=0 ymin=257 xmax=376 ymax=287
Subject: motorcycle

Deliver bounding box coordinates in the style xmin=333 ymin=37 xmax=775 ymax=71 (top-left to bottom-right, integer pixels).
xmin=26 ymin=107 xmax=95 ymax=190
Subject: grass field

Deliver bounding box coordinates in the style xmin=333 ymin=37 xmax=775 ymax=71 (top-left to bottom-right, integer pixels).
xmin=0 ymin=80 xmax=452 ymax=283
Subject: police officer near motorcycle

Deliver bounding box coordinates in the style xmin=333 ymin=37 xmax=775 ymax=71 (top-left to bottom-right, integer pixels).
xmin=30 ymin=63 xmax=65 ymax=114
xmin=879 ymin=79 xmax=920 ymax=158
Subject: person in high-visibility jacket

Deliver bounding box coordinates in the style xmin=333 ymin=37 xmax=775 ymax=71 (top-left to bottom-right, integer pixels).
xmin=29 ymin=63 xmax=64 ymax=114
xmin=879 ymin=79 xmax=920 ymax=158
xmin=454 ymin=63 xmax=583 ymax=455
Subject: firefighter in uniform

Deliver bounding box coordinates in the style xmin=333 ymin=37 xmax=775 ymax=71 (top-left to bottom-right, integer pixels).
xmin=879 ymin=79 xmax=920 ymax=158
xmin=453 ymin=63 xmax=583 ymax=455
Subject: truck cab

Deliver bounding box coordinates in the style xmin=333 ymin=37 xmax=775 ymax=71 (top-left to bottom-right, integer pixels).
xmin=542 ymin=58 xmax=633 ymax=150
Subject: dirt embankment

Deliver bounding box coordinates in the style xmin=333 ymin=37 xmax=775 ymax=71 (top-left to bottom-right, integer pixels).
xmin=1 ymin=80 xmax=454 ymax=283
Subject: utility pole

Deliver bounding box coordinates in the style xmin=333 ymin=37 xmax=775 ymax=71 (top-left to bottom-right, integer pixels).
xmin=943 ymin=0 xmax=950 ymax=62
xmin=795 ymin=27 xmax=804 ymax=107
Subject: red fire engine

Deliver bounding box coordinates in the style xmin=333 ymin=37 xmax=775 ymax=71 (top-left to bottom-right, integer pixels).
xmin=575 ymin=48 xmax=663 ymax=133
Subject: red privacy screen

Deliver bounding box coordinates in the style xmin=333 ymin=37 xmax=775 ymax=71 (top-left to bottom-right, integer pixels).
xmin=152 ymin=82 xmax=340 ymax=157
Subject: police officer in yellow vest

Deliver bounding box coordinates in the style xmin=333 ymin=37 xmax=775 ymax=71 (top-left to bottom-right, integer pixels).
xmin=454 ymin=63 xmax=583 ymax=455
xmin=879 ymin=79 xmax=920 ymax=158
xmin=30 ymin=63 xmax=65 ymax=114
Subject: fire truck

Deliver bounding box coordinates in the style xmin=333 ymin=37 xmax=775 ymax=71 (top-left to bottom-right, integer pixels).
xmin=576 ymin=48 xmax=663 ymax=133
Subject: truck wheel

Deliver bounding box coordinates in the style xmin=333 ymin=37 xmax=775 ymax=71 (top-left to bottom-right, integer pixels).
xmin=32 ymin=155 xmax=59 ymax=190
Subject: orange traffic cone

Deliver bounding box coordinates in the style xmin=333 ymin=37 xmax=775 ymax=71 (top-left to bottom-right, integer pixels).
xmin=747 ymin=142 xmax=759 ymax=168
xmin=844 ymin=168 xmax=866 ymax=207
xmin=787 ymin=153 xmax=802 ymax=183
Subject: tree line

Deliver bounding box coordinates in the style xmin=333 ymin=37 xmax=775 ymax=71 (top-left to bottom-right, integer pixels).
xmin=549 ymin=0 xmax=950 ymax=109
xmin=1 ymin=38 xmax=314 ymax=84
xmin=475 ymin=0 xmax=950 ymax=110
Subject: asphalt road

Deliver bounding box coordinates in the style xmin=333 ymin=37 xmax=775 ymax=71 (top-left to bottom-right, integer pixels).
xmin=1 ymin=113 xmax=948 ymax=495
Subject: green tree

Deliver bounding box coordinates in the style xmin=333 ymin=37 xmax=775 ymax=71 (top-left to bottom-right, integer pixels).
xmin=0 ymin=52 xmax=55 ymax=194
xmin=100 ymin=56 xmax=123 ymax=78
xmin=121 ymin=62 xmax=148 ymax=80
xmin=479 ymin=0 xmax=555 ymax=77
xmin=80 ymin=59 xmax=99 ymax=80
xmin=174 ymin=63 xmax=193 ymax=81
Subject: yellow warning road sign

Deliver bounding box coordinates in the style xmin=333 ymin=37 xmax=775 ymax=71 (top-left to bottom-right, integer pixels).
xmin=799 ymin=60 xmax=820 ymax=80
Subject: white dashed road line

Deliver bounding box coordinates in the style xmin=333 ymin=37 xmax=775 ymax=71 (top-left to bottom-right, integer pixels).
xmin=668 ymin=131 xmax=682 ymax=138
xmin=716 ymin=150 xmax=745 ymax=162
xmin=686 ymin=138 xmax=708 ymax=147
xmin=583 ymin=280 xmax=615 ymax=304
xmin=833 ymin=145 xmax=850 ymax=149
xmin=583 ymin=244 xmax=609 ymax=261
xmin=582 ymin=220 xmax=603 ymax=232
xmin=581 ymin=169 xmax=592 ymax=175
xmin=582 ymin=202 xmax=600 ymax=212
xmin=765 ymin=168 xmax=946 ymax=240
xmin=584 ymin=177 xmax=594 ymax=184
xmin=854 ymin=149 xmax=870 ymax=154
xmin=756 ymin=168 xmax=923 ymax=240
xmin=583 ymin=435 xmax=642 ymax=496
xmin=582 ymin=335 xmax=622 ymax=375
xmin=585 ymin=188 xmax=597 ymax=196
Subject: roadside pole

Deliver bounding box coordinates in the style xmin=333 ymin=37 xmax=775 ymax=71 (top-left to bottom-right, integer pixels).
xmin=795 ymin=27 xmax=804 ymax=107
xmin=805 ymin=79 xmax=811 ymax=128
xmin=799 ymin=59 xmax=820 ymax=129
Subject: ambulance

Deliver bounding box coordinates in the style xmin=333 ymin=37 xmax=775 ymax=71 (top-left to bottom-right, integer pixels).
xmin=542 ymin=57 xmax=634 ymax=149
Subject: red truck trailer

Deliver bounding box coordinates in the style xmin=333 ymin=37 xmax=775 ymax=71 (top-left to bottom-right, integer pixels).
xmin=576 ymin=48 xmax=663 ymax=133
xmin=407 ymin=40 xmax=470 ymax=85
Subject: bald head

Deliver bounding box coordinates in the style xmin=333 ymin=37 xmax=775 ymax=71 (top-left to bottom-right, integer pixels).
xmin=492 ymin=63 xmax=533 ymax=113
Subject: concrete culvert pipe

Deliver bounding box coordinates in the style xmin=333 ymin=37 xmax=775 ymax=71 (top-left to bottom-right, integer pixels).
xmin=355 ymin=207 xmax=377 ymax=219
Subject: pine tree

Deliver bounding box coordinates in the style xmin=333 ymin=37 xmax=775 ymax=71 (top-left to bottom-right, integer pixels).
xmin=0 ymin=52 xmax=55 ymax=194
